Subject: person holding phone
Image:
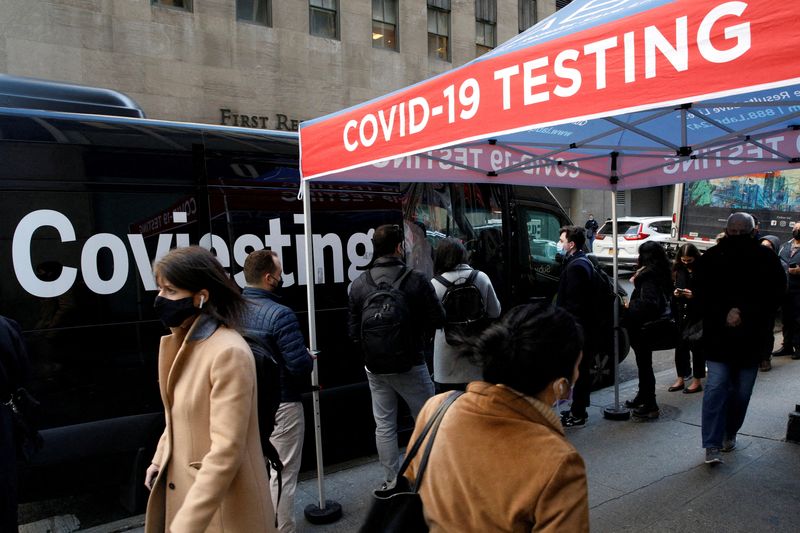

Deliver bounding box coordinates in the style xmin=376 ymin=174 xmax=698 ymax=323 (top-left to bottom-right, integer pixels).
xmin=670 ymin=244 xmax=705 ymax=392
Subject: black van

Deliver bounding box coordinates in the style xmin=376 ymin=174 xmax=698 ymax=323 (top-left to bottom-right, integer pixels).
xmin=0 ymin=76 xmax=612 ymax=512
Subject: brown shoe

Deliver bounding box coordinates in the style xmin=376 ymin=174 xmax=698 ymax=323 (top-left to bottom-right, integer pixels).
xmin=760 ymin=359 xmax=772 ymax=372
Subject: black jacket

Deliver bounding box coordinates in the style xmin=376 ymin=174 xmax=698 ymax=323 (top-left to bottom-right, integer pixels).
xmin=556 ymin=252 xmax=598 ymax=348
xmin=348 ymin=256 xmax=445 ymax=365
xmin=0 ymin=316 xmax=28 ymax=400
xmin=694 ymin=236 xmax=786 ymax=366
xmin=625 ymin=267 xmax=671 ymax=332
xmin=241 ymin=287 xmax=313 ymax=402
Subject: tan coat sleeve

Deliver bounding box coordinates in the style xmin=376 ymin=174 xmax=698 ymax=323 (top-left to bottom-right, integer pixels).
xmin=152 ymin=430 xmax=167 ymax=469
xmin=533 ymin=451 xmax=589 ymax=533
xmin=169 ymin=346 xmax=256 ymax=532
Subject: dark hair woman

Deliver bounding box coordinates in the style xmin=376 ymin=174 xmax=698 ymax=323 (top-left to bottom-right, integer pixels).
xmin=144 ymin=246 xmax=276 ymax=532
xmin=623 ymin=241 xmax=673 ymax=419
xmin=404 ymin=304 xmax=589 ymax=532
xmin=431 ymin=238 xmax=501 ymax=393
xmin=669 ymin=243 xmax=705 ymax=393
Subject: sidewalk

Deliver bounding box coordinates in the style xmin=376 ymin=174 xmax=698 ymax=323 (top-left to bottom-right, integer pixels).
xmin=85 ymin=356 xmax=800 ymax=532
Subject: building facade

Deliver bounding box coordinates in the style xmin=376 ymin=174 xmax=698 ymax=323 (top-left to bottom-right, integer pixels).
xmin=0 ymin=1 xmax=559 ymax=130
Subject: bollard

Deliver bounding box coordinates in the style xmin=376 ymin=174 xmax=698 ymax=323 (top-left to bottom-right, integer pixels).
xmin=787 ymin=404 xmax=800 ymax=444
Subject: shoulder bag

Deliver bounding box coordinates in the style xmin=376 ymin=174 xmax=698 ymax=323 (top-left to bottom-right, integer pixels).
xmin=640 ymin=292 xmax=678 ymax=351
xmin=359 ymin=390 xmax=463 ymax=533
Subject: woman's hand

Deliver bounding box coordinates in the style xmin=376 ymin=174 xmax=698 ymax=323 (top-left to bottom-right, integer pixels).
xmin=145 ymin=463 xmax=160 ymax=491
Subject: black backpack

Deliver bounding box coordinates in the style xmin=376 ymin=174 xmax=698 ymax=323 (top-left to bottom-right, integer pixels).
xmin=360 ymin=267 xmax=415 ymax=374
xmin=241 ymin=334 xmax=284 ymax=491
xmin=575 ymin=257 xmax=629 ymax=358
xmin=434 ymin=270 xmax=489 ymax=345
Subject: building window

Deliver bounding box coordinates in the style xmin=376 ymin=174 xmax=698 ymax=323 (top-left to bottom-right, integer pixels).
xmin=310 ymin=0 xmax=338 ymax=39
xmin=237 ymin=0 xmax=271 ymax=26
xmin=556 ymin=0 xmax=573 ymax=9
xmin=476 ymin=0 xmax=496 ymax=55
xmin=373 ymin=0 xmax=398 ymax=51
xmin=152 ymin=0 xmax=192 ymax=10
xmin=428 ymin=1 xmax=451 ymax=61
xmin=519 ymin=0 xmax=537 ymax=32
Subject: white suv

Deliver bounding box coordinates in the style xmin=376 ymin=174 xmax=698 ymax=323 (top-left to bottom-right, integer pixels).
xmin=590 ymin=216 xmax=672 ymax=267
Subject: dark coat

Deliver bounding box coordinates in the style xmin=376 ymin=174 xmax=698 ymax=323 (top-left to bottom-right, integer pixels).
xmin=556 ymin=252 xmax=599 ymax=349
xmin=1 ymin=316 xmax=28 ymax=531
xmin=241 ymin=287 xmax=312 ymax=403
xmin=694 ymin=236 xmax=786 ymax=367
xmin=626 ymin=267 xmax=671 ymax=329
xmin=348 ymin=256 xmax=445 ymax=365
xmin=673 ymin=267 xmax=701 ymax=326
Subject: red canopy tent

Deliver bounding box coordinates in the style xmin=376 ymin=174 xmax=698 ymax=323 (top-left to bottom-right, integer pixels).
xmin=297 ymin=0 xmax=800 ymax=519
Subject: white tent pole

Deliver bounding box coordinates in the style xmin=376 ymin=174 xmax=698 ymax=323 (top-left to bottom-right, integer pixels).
xmin=611 ymin=191 xmax=620 ymax=409
xmin=301 ymin=178 xmax=343 ymax=524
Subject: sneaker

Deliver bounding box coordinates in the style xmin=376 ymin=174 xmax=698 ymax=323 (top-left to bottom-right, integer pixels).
xmin=631 ymin=403 xmax=660 ymax=419
xmin=560 ymin=411 xmax=588 ymax=428
xmin=705 ymin=448 xmax=723 ymax=464
xmin=722 ymin=436 xmax=737 ymax=452
xmin=772 ymin=346 xmax=795 ymax=357
xmin=378 ymin=479 xmax=395 ymax=492
xmin=624 ymin=396 xmax=645 ymax=409
xmin=792 ymin=352 xmax=800 ymax=360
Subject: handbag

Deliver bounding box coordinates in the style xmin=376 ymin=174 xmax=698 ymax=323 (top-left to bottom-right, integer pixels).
xmin=680 ymin=318 xmax=703 ymax=344
xmin=359 ymin=390 xmax=463 ymax=533
xmin=4 ymin=387 xmax=43 ymax=461
xmin=640 ymin=294 xmax=678 ymax=351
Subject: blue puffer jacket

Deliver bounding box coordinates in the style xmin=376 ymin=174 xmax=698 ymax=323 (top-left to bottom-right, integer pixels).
xmin=241 ymin=287 xmax=313 ymax=402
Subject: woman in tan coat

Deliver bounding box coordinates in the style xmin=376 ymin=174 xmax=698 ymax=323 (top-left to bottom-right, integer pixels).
xmin=405 ymin=304 xmax=589 ymax=532
xmin=144 ymin=246 xmax=275 ymax=533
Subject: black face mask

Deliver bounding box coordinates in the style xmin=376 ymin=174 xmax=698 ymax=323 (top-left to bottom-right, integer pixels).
xmin=153 ymin=295 xmax=198 ymax=328
xmin=271 ymin=276 xmax=284 ymax=290
xmin=793 ymin=230 xmax=800 ymax=240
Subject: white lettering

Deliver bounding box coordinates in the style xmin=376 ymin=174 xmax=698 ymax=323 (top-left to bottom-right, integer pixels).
xmin=408 ymin=97 xmax=430 ymax=135
xmin=494 ymin=65 xmax=520 ymax=110
xmin=644 ymin=17 xmax=688 ymax=79
xmin=697 ymin=2 xmax=751 ymax=64
xmin=81 ymin=233 xmax=129 ymax=295
xmin=553 ymin=49 xmax=582 ymax=97
xmin=583 ymin=36 xmax=617 ymax=90
xmin=12 ymin=210 xmax=78 ymax=298
xmin=343 ymin=120 xmax=358 ymax=151
xmin=523 ymin=57 xmax=550 ymax=105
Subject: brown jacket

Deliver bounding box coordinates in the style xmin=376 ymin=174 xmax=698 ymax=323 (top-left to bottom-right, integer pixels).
xmin=145 ymin=315 xmax=275 ymax=533
xmin=405 ymin=382 xmax=589 ymax=533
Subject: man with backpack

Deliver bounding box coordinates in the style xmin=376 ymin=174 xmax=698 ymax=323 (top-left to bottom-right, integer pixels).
xmin=431 ymin=237 xmax=501 ymax=393
xmin=348 ymin=224 xmax=445 ymax=490
xmin=556 ymin=226 xmax=600 ymax=428
xmin=242 ymin=250 xmax=313 ymax=533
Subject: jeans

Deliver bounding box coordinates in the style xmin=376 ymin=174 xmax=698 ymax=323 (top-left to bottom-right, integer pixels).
xmin=269 ymin=402 xmax=305 ymax=533
xmin=701 ymin=361 xmax=758 ymax=449
xmin=367 ymin=363 xmax=434 ymax=483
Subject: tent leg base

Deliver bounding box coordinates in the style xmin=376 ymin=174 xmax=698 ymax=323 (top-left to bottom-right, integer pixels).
xmin=603 ymin=405 xmax=631 ymax=421
xmin=304 ymin=500 xmax=343 ymax=524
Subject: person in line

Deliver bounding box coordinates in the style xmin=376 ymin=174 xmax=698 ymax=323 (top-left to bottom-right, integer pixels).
xmin=623 ymin=241 xmax=673 ymax=420
xmin=405 ymin=304 xmax=589 ymax=532
xmin=241 ymin=250 xmax=313 ymax=533
xmin=694 ymin=213 xmax=785 ymax=465
xmin=759 ymin=235 xmax=788 ymax=371
xmin=348 ymin=224 xmax=445 ymax=490
xmin=555 ymin=226 xmax=597 ymax=428
xmin=584 ymin=214 xmax=599 ymax=252
xmin=144 ymin=246 xmax=275 ymax=532
xmin=669 ymin=243 xmax=705 ymax=392
xmin=773 ymin=222 xmax=800 ymax=359
xmin=1 ymin=315 xmax=31 ymax=533
xmin=430 ymin=237 xmax=501 ymax=393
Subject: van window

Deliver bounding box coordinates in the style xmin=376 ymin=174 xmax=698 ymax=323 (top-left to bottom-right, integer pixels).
xmin=515 ymin=206 xmax=567 ymax=304
xmin=402 ymin=183 xmax=505 ymax=300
